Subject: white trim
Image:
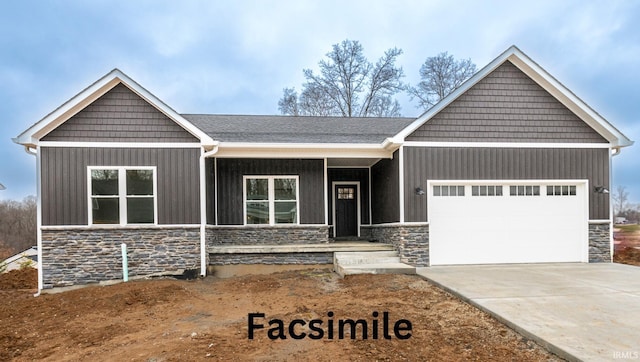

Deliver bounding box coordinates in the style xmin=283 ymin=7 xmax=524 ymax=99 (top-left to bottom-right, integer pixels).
xmin=393 ymin=46 xmax=633 ymax=149
xmin=219 ymin=142 xmax=385 ymax=149
xmin=213 ymin=145 xmax=395 ymax=159
xmin=324 ymin=158 xmax=329 ymax=226
xmin=368 ymin=166 xmax=373 ymax=227
xmin=608 ymin=147 xmax=614 ymax=261
xmin=402 ymin=141 xmax=612 ymax=149
xmin=41 ymin=224 xmax=200 ymax=230
xmin=588 ymin=219 xmax=611 ymax=224
xmin=327 ymin=166 xmax=371 ymax=169
xmin=398 ymin=146 xmax=405 ymax=223
xmin=331 ymin=181 xmax=361 ymax=238
xmin=36 ymin=148 xmax=43 ymax=293
xmin=38 ymin=141 xmax=202 ymax=149
xmin=199 ymin=148 xmax=206 ymax=276
xmin=242 ymin=175 xmax=300 ymax=226
xmin=214 ymin=158 xmax=218 ymax=226
xmin=15 ymin=69 xmax=215 ymax=147
xmin=87 ymin=166 xmax=158 ymax=226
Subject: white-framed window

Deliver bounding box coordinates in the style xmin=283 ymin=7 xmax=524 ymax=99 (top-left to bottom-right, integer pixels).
xmin=547 ymin=185 xmax=577 ymax=196
xmin=88 ymin=166 xmax=157 ymax=225
xmin=509 ymin=185 xmax=540 ymax=196
xmin=433 ymin=185 xmax=465 ymax=197
xmin=472 ymin=185 xmax=503 ymax=196
xmin=244 ymin=176 xmax=299 ymax=225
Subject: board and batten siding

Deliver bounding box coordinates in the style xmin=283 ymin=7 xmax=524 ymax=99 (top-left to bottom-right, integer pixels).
xmin=403 ymin=147 xmax=610 ymax=221
xmin=215 ymin=159 xmax=324 ymax=225
xmin=41 ymin=83 xmax=199 ymax=143
xmin=371 ymin=150 xmax=400 ymax=224
xmin=40 ymin=147 xmax=200 ymax=225
xmin=406 ymin=61 xmax=607 ymax=143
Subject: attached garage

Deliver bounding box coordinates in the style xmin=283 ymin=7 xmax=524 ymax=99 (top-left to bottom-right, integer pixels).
xmin=428 ymin=180 xmax=589 ymax=265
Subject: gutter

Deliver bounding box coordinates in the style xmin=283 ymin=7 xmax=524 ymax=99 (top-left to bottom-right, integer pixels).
xmin=199 ymin=142 xmax=220 ymax=277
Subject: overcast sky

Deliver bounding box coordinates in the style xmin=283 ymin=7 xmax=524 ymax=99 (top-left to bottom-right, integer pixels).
xmin=1 ymin=0 xmax=638 ymax=203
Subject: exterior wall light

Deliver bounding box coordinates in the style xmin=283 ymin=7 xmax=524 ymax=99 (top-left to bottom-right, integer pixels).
xmin=594 ymin=186 xmax=609 ymax=194
xmin=415 ymin=187 xmax=425 ymax=195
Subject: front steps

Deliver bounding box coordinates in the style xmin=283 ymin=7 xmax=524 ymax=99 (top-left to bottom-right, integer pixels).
xmin=333 ymin=251 xmax=416 ymax=277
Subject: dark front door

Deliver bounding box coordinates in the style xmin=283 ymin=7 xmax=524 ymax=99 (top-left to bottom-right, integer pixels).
xmin=335 ymin=184 xmax=358 ymax=238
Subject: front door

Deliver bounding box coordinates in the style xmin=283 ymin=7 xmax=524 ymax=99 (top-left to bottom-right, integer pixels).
xmin=334 ymin=184 xmax=358 ymax=238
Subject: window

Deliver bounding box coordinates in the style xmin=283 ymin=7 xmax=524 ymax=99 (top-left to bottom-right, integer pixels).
xmin=245 ymin=176 xmax=299 ymax=225
xmin=472 ymin=185 xmax=503 ymax=196
xmin=433 ymin=185 xmax=465 ymax=197
xmin=547 ymin=185 xmax=577 ymax=196
xmin=337 ymin=187 xmax=355 ymax=200
xmin=509 ymin=185 xmax=540 ymax=196
xmin=89 ymin=167 xmax=156 ymax=225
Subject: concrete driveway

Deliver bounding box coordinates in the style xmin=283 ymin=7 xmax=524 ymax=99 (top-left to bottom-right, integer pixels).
xmin=417 ymin=263 xmax=640 ymax=361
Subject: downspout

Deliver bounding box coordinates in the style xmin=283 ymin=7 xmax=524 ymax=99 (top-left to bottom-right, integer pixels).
xmin=22 ymin=146 xmax=42 ymax=296
xmin=199 ymin=143 xmax=219 ymax=277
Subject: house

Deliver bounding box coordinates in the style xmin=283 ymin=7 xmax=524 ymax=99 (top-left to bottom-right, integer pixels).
xmin=14 ymin=46 xmax=633 ymax=291
xmin=1 ymin=246 xmax=38 ymax=273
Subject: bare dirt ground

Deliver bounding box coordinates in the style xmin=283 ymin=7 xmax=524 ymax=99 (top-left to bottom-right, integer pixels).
xmin=614 ymin=225 xmax=640 ymax=266
xmin=0 ymin=268 xmax=561 ymax=361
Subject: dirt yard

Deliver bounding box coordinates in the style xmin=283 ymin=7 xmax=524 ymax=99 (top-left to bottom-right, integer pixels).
xmin=614 ymin=224 xmax=640 ymax=266
xmin=0 ymin=268 xmax=561 ymax=361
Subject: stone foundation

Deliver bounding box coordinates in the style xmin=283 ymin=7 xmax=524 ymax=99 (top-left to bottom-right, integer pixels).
xmin=208 ymin=252 xmax=334 ymax=265
xmin=588 ymin=222 xmax=612 ymax=262
xmin=362 ymin=224 xmax=429 ymax=267
xmin=206 ymin=225 xmax=329 ymax=247
xmin=41 ymin=226 xmax=200 ymax=288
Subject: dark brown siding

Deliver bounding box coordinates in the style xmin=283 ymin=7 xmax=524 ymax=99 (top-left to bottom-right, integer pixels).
xmin=371 ymin=151 xmax=400 ymax=224
xmin=41 ymin=147 xmax=200 ymax=225
xmin=216 ymin=159 xmax=324 ymax=225
xmin=407 ymin=61 xmax=607 ymax=143
xmin=403 ymin=147 xmax=610 ymax=221
xmin=42 ymin=84 xmax=199 ymax=143
xmin=327 ymin=168 xmax=370 ymax=225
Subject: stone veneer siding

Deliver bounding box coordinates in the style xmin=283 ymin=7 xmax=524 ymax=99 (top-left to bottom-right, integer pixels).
xmin=588 ymin=222 xmax=612 ymax=262
xmin=206 ymin=225 xmax=329 ymax=247
xmin=362 ymin=224 xmax=429 ymax=267
xmin=206 ymin=225 xmax=330 ymax=265
xmin=208 ymin=253 xmax=333 ymax=265
xmin=41 ymin=227 xmax=200 ymax=288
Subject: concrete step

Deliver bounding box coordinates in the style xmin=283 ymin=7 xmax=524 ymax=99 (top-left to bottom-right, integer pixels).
xmin=336 ymin=263 xmax=416 ymax=277
xmin=333 ymin=251 xmax=416 ymax=277
xmin=334 ymin=251 xmax=400 ymax=265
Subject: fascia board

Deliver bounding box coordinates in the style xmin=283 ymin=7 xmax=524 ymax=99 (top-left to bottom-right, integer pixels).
xmin=212 ymin=142 xmax=395 ymax=159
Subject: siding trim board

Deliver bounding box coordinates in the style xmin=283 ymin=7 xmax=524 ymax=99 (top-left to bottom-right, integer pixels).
xmin=38 ymin=142 xmax=202 ymax=148
xmin=403 ymin=141 xmax=611 ymax=149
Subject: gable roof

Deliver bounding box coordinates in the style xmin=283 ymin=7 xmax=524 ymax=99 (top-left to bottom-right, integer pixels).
xmin=13 ymin=69 xmax=216 ymax=148
xmin=394 ymin=45 xmax=634 ymax=149
xmin=183 ymin=114 xmax=414 ymax=144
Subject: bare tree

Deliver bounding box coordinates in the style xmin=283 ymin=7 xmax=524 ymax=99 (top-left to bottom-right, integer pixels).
xmin=0 ymin=196 xmax=37 ymax=257
xmin=407 ymin=52 xmax=477 ymax=110
xmin=278 ymin=40 xmax=405 ymax=117
xmin=612 ymin=185 xmax=630 ymax=217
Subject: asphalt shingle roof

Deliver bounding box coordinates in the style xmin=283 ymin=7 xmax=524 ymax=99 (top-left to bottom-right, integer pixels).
xmin=182 ymin=114 xmax=415 ymax=144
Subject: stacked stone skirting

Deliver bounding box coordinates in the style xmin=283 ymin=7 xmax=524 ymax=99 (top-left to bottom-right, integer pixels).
xmin=41 ymin=226 xmax=200 ymax=289
xmin=362 ymin=224 xmax=429 ymax=267
xmin=207 ymin=225 xmax=330 ymax=265
xmin=588 ymin=222 xmax=612 ymax=262
xmin=206 ymin=225 xmax=329 ymax=246
xmin=208 ymin=252 xmax=334 ymax=265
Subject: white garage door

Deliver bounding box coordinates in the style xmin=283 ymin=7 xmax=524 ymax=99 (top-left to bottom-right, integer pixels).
xmin=428 ymin=181 xmax=588 ymax=265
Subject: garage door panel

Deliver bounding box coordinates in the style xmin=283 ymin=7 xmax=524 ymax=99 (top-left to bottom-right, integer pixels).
xmin=429 ymin=182 xmax=587 ymax=265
